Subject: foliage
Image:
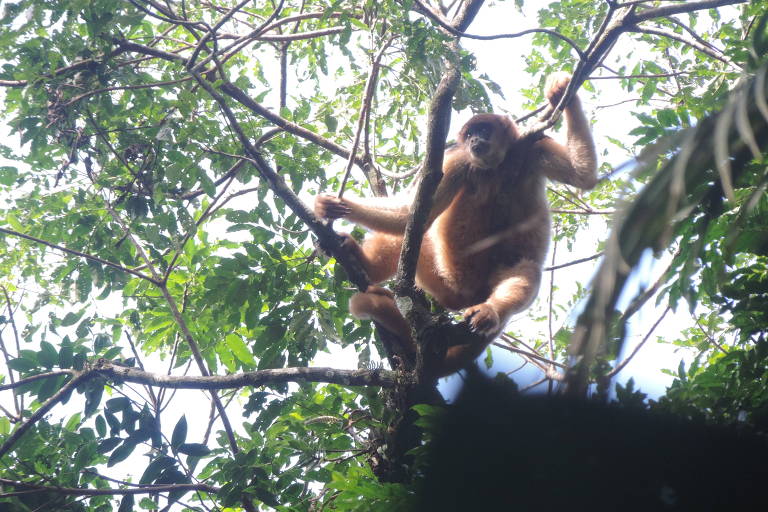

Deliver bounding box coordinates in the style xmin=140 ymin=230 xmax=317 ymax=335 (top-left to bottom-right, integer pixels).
xmin=0 ymin=0 xmax=767 ymax=510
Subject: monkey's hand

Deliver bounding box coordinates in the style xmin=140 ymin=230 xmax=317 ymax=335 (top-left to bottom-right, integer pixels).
xmin=314 ymin=194 xmax=352 ymax=220
xmin=463 ymin=303 xmax=500 ymax=336
xmin=545 ymin=71 xmax=572 ymax=107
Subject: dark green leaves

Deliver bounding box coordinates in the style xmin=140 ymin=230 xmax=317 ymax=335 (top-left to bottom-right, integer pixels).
xmin=171 ymin=415 xmax=187 ymax=450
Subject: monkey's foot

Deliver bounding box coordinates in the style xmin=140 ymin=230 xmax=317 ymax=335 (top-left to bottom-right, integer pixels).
xmin=463 ymin=303 xmax=500 ymax=335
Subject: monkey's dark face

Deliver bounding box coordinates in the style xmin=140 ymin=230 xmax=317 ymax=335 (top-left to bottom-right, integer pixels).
xmin=460 ymin=115 xmax=515 ymax=170
xmin=466 ymin=123 xmax=493 ymax=155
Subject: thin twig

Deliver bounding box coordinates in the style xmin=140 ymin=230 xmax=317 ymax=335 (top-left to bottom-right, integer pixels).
xmin=411 ymin=0 xmax=585 ymax=58
xmin=338 ymin=36 xmax=394 ymax=198
xmin=491 ymin=341 xmax=567 ymax=369
xmin=0 ymin=287 xmax=21 ymax=415
xmin=102 ymin=203 xmax=240 ymax=455
xmin=544 ymin=252 xmax=604 ymax=271
xmin=0 ymin=227 xmax=160 ymax=285
xmin=607 ymin=306 xmax=670 ymax=378
xmin=0 ymin=478 xmax=218 ymax=497
xmin=629 ymin=26 xmax=731 ymax=65
xmin=694 ymin=315 xmax=728 ymax=354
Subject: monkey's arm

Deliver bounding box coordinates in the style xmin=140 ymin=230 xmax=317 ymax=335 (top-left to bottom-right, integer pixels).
xmin=533 ymin=98 xmax=598 ymax=189
xmin=315 ymin=150 xmax=467 ymax=233
xmin=534 ymin=73 xmax=598 ymax=189
xmin=315 ymin=194 xmax=411 ymax=234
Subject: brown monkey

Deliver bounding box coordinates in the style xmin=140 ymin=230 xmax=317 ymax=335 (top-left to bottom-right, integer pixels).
xmin=315 ymin=73 xmax=597 ymax=376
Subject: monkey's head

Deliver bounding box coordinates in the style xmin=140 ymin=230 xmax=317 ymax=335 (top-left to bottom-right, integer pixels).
xmin=458 ymin=114 xmax=518 ymax=170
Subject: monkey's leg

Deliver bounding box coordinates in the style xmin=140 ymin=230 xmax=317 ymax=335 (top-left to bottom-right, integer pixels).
xmin=464 ymin=259 xmax=542 ymax=334
xmin=346 ymin=232 xmax=413 ymax=340
xmin=442 ymin=260 xmax=541 ymax=376
xmin=349 ymin=286 xmax=413 ymax=345
xmin=340 ymin=232 xmax=401 ymax=284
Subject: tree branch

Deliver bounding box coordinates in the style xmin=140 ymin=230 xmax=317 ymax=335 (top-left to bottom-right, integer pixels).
xmin=629 ymin=26 xmax=731 ymax=64
xmin=217 ymin=81 xmax=366 ymax=167
xmin=101 ymin=203 xmax=241 ymax=458
xmin=0 ymin=227 xmax=160 ymax=285
xmin=0 ymin=372 xmax=91 ymax=460
xmin=337 ymin=36 xmax=394 ymax=198
xmin=411 ymin=0 xmax=585 ymax=58
xmin=0 ymin=371 xmax=72 ymax=392
xmin=188 ymin=68 xmax=371 ymax=289
xmin=188 ymin=0 xmax=267 ymax=68
xmin=0 ymin=287 xmax=21 ymax=416
xmin=0 ymin=478 xmax=218 ymax=497
xmin=95 ymin=360 xmax=399 ymax=388
xmin=631 ymin=0 xmax=748 ymax=23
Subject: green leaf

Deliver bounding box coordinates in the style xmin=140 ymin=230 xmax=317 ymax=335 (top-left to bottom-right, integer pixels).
xmin=38 ymin=341 xmax=59 ymax=369
xmin=7 ymin=357 xmax=37 ymax=372
xmin=102 ymin=346 xmax=122 ymax=360
xmin=97 ymin=437 xmax=122 ymax=454
xmin=139 ymin=497 xmax=158 ymax=509
xmin=171 ymin=415 xmax=187 ymax=450
xmin=65 ymin=413 xmax=82 ymax=431
xmin=37 ymin=374 xmax=63 ymax=402
xmin=61 ymin=311 xmax=85 ymax=327
xmin=59 ymin=344 xmax=73 ymax=368
xmin=85 ymin=383 xmax=104 ymax=417
xmin=105 ymin=397 xmax=132 ymax=412
xmin=73 ymin=351 xmax=87 ymax=370
xmin=108 ymin=441 xmax=137 ymax=466
xmin=348 ymin=18 xmax=368 ymax=30
xmin=118 ymin=494 xmax=134 ymax=512
xmin=656 ymin=108 xmax=678 ymax=127
xmin=0 ymin=166 xmax=18 ymax=185
xmin=225 ymin=334 xmax=256 ymax=366
xmin=105 ymin=410 xmax=121 ymax=434
xmin=483 ymin=346 xmax=493 ymax=369
xmin=177 ymin=443 xmax=211 ymax=457
xmin=140 ymin=456 xmax=176 ymax=485
xmin=95 ymin=415 xmax=107 ymax=437
xmin=94 ymin=333 xmax=111 ymax=352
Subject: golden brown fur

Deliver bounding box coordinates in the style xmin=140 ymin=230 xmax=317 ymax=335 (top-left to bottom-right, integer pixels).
xmin=314 ymin=73 xmax=597 ymax=376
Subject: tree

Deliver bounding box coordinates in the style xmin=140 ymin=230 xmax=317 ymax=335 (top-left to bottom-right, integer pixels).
xmin=0 ymin=0 xmax=766 ymax=510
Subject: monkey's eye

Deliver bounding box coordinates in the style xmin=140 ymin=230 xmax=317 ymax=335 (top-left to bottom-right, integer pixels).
xmin=468 ymin=124 xmax=492 ymax=139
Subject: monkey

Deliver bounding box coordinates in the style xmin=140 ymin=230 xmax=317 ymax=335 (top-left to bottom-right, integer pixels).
xmin=314 ymin=73 xmax=597 ymax=377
